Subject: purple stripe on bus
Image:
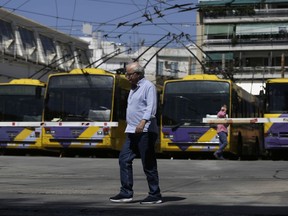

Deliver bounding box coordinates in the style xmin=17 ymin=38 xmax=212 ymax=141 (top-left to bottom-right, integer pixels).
xmin=48 ymin=127 xmax=87 ymax=147
xmin=162 ymin=127 xmax=210 ymax=151
xmin=265 ymin=114 xmax=288 ymax=149
xmin=0 ymin=127 xmax=24 ymax=140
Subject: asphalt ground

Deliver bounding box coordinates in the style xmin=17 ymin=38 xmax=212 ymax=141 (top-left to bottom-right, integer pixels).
xmin=0 ymin=156 xmax=288 ymax=216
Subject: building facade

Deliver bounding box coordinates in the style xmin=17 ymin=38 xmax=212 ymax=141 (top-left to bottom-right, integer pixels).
xmin=197 ymin=0 xmax=288 ymax=94
xmin=82 ymin=33 xmax=198 ymax=85
xmin=0 ymin=8 xmax=90 ymax=82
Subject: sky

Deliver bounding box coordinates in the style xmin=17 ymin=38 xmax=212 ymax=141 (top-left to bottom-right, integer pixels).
xmin=0 ymin=0 xmax=199 ymax=49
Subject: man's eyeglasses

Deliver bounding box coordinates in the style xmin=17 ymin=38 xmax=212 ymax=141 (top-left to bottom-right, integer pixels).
xmin=125 ymin=72 xmax=137 ymax=78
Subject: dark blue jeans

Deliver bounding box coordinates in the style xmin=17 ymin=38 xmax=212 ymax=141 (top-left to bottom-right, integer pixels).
xmin=118 ymin=132 xmax=161 ymax=198
xmin=216 ymin=131 xmax=228 ymax=156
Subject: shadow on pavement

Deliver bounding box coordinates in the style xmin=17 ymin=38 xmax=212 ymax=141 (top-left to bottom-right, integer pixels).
xmin=0 ymin=197 xmax=288 ymax=216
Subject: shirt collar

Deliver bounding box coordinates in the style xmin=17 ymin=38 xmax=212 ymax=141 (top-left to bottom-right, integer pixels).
xmin=131 ymin=78 xmax=145 ymax=90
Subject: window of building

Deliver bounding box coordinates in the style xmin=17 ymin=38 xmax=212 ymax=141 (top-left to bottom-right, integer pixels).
xmin=205 ymin=24 xmax=234 ymax=39
xmin=0 ymin=19 xmax=13 ymax=41
xmin=77 ymin=49 xmax=90 ymax=66
xmin=58 ymin=42 xmax=75 ymax=69
xmin=39 ymin=34 xmax=56 ymax=56
xmin=171 ymin=62 xmax=179 ymax=73
xmin=18 ymin=27 xmax=36 ymax=50
xmin=157 ymin=61 xmax=164 ymax=76
xmin=0 ymin=19 xmax=14 ymax=53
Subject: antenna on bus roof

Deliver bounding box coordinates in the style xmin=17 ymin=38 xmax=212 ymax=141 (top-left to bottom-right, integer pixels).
xmin=143 ymin=33 xmax=182 ymax=68
xmin=95 ymin=48 xmax=132 ymax=68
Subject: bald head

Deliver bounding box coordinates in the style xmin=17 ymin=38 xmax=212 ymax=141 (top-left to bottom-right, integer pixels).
xmin=126 ymin=62 xmax=145 ymax=75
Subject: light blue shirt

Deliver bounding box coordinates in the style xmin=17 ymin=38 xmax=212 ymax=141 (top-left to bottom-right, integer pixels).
xmin=125 ymin=78 xmax=158 ymax=133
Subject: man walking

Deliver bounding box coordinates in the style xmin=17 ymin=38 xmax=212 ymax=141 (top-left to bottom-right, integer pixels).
xmin=109 ymin=62 xmax=162 ymax=204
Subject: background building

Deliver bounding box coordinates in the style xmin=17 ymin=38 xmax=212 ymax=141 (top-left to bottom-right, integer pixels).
xmin=0 ymin=8 xmax=197 ymax=85
xmin=197 ymin=0 xmax=288 ymax=94
xmin=0 ymin=8 xmax=90 ymax=82
xmin=81 ymin=33 xmax=198 ymax=85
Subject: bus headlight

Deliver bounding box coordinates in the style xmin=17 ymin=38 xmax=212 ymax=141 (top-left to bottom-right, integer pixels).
xmin=265 ymin=132 xmax=278 ymax=137
xmin=163 ymin=132 xmax=173 ymax=139
xmin=97 ymin=127 xmax=110 ymax=135
xmin=45 ymin=128 xmax=55 ymax=134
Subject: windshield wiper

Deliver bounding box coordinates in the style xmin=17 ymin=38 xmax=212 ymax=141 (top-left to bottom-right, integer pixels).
xmin=171 ymin=118 xmax=204 ymax=131
xmin=172 ymin=122 xmax=185 ymax=132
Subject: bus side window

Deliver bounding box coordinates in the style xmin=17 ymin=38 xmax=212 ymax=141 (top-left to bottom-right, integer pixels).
xmin=232 ymin=91 xmax=239 ymax=118
xmin=35 ymin=86 xmax=42 ymax=99
xmin=114 ymin=88 xmax=128 ymax=121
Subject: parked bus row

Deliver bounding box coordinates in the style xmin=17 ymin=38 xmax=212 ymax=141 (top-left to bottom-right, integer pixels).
xmin=0 ymin=69 xmax=288 ymax=159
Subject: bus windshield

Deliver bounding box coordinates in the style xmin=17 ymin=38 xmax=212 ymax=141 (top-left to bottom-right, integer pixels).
xmin=266 ymin=83 xmax=288 ymax=113
xmin=162 ymin=80 xmax=230 ymax=126
xmin=44 ymin=74 xmax=114 ymax=122
xmin=0 ymin=85 xmax=44 ymax=121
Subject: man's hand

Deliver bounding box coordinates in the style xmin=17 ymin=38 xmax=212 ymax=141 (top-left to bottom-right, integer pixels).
xmin=135 ymin=119 xmax=147 ymax=133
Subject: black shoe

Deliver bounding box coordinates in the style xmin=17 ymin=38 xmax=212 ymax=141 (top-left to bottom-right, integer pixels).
xmin=109 ymin=194 xmax=133 ymax=203
xmin=213 ymin=152 xmax=220 ymax=159
xmin=140 ymin=196 xmax=162 ymax=204
xmin=214 ymin=152 xmax=225 ymax=160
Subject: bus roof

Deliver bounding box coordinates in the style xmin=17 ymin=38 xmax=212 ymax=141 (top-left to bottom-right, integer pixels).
xmin=266 ymin=78 xmax=288 ymax=84
xmin=164 ymin=74 xmax=231 ymax=85
xmin=3 ymin=78 xmax=46 ymax=86
xmin=182 ymin=74 xmax=221 ymax=81
xmin=48 ymin=68 xmax=116 ymax=78
xmin=69 ymin=68 xmax=110 ymax=75
xmin=47 ymin=68 xmax=131 ymax=90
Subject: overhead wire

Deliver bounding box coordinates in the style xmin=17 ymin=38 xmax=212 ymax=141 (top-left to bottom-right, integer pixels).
xmin=1 ymin=0 xmax=200 ymax=50
xmin=1 ymin=0 xmax=199 ymax=41
xmin=99 ymin=0 xmax=163 ymax=39
xmin=118 ymin=0 xmax=173 ymax=48
xmin=0 ymin=0 xmax=31 ymax=19
xmin=1 ymin=2 xmax=176 ymax=42
xmin=0 ymin=0 xmax=203 ymax=80
xmin=54 ymin=0 xmax=59 ymax=31
xmin=97 ymin=1 xmax=172 ymax=48
xmin=98 ymin=0 xmax=197 ymax=43
xmin=109 ymin=0 xmax=199 ymax=48
xmin=69 ymin=0 xmax=77 ymax=35
xmin=1 ymin=0 xmax=14 ymax=7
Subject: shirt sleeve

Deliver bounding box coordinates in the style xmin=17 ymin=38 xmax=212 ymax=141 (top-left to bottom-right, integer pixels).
xmin=217 ymin=111 xmax=226 ymax=118
xmin=142 ymin=84 xmax=157 ymax=121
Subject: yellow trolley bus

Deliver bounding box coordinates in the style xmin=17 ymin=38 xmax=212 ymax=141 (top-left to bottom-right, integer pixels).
xmin=264 ymin=78 xmax=288 ymax=159
xmin=160 ymin=74 xmax=263 ymax=159
xmin=0 ymin=78 xmax=45 ymax=151
xmin=42 ymin=68 xmax=130 ymax=156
